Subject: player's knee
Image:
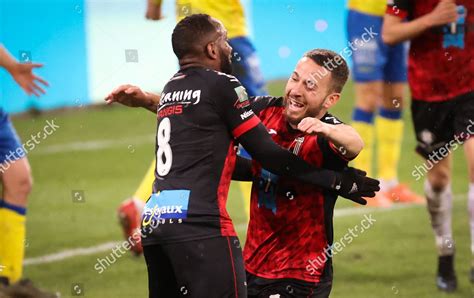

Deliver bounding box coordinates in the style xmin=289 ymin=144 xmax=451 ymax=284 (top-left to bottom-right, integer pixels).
xmin=467 ymin=161 xmax=474 ymax=183
xmin=355 ymin=84 xmax=383 ymax=112
xmin=5 ymin=173 xmax=33 ymax=203
xmin=427 ymin=169 xmax=450 ymax=192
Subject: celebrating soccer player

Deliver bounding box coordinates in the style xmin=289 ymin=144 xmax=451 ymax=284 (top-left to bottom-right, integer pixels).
xmin=235 ymin=49 xmax=362 ymax=297
xmin=383 ymin=0 xmax=473 ymax=292
xmin=117 ymin=0 xmax=267 ymax=253
xmin=106 ymin=14 xmax=379 ymax=297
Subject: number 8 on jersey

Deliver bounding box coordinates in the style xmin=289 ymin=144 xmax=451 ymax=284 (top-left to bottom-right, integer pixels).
xmin=157 ymin=117 xmax=172 ymax=176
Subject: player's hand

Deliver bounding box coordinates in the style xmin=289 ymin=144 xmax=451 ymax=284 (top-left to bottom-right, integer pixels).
xmin=105 ymin=84 xmax=150 ymax=108
xmin=297 ymin=117 xmax=331 ymax=137
xmin=332 ymin=167 xmax=380 ymax=205
xmin=9 ymin=62 xmax=49 ymax=97
xmin=427 ymin=0 xmax=458 ymax=27
xmin=145 ymin=0 xmax=163 ymax=20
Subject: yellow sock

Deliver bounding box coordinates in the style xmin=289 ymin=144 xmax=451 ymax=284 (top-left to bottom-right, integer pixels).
xmin=0 ymin=201 xmax=26 ymax=283
xmin=0 ymin=207 xmax=4 ymax=280
xmin=376 ymin=114 xmax=403 ymax=182
xmin=238 ymin=182 xmax=252 ymax=221
xmin=133 ymin=160 xmax=156 ymax=202
xmin=352 ymin=121 xmax=375 ymax=177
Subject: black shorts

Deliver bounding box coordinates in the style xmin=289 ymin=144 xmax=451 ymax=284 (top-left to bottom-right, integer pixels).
xmin=246 ymin=272 xmax=332 ymax=298
xmin=411 ymin=92 xmax=474 ymax=159
xmin=143 ymin=236 xmax=246 ymax=298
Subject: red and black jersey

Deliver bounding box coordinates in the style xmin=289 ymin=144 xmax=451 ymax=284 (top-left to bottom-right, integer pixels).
xmin=141 ymin=67 xmax=259 ymax=245
xmin=387 ymin=0 xmax=474 ymax=101
xmin=243 ymin=97 xmax=349 ymax=283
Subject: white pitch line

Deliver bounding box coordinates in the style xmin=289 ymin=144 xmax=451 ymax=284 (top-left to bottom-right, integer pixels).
xmin=24 ymin=242 xmax=120 ymax=266
xmin=24 ymin=194 xmax=466 ymax=267
xmin=32 ymin=134 xmax=155 ymax=155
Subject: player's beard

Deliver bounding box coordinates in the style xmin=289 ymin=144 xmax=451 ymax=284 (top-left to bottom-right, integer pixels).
xmin=283 ymin=95 xmax=325 ymax=127
xmin=219 ymin=49 xmax=233 ymax=75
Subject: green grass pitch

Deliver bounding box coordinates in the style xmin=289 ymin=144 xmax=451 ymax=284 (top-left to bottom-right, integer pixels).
xmin=12 ymin=80 xmax=472 ymax=297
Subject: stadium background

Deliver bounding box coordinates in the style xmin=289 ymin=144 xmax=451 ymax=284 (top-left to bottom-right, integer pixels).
xmin=0 ymin=0 xmax=472 ymax=297
xmin=0 ymin=0 xmax=345 ymax=113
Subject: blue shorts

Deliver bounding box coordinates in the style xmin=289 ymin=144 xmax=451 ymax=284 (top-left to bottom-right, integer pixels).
xmin=0 ymin=109 xmax=25 ymax=164
xmin=229 ymin=37 xmax=267 ymax=96
xmin=347 ymin=10 xmax=407 ymax=83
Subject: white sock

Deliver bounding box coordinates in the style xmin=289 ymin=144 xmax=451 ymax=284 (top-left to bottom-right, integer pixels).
xmin=468 ymin=183 xmax=474 ymax=257
xmin=425 ymin=180 xmax=454 ymax=256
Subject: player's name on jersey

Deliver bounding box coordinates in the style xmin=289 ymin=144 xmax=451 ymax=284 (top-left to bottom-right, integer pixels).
xmin=159 ymin=89 xmax=202 ymax=108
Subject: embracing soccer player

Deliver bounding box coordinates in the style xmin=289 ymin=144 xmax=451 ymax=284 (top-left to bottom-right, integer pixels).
xmin=233 ymin=49 xmax=361 ymax=297
xmin=117 ymin=0 xmax=266 ymax=252
xmin=383 ymin=0 xmax=474 ymax=292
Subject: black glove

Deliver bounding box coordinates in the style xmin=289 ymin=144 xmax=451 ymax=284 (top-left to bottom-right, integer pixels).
xmin=332 ymin=167 xmax=380 ymax=205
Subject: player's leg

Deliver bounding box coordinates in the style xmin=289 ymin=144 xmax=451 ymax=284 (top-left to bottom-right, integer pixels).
xmin=453 ymin=94 xmax=474 ymax=282
xmin=412 ymin=98 xmax=457 ymax=291
xmin=347 ymin=10 xmax=391 ymax=207
xmin=379 ymin=42 xmax=423 ymax=204
xmin=143 ymin=244 xmax=180 ymax=298
xmin=117 ymin=159 xmax=155 ymax=255
xmin=425 ymin=154 xmax=456 ymax=291
xmin=166 ymin=236 xmax=247 ymax=298
xmin=0 ymin=113 xmax=32 ymax=284
xmin=379 ymin=83 xmax=424 ymax=204
xmin=378 ymin=82 xmax=404 ymax=190
xmin=352 ymin=81 xmax=380 ymax=179
xmin=465 ymin=137 xmax=474 ymax=281
xmin=347 ymin=9 xmax=382 ymax=178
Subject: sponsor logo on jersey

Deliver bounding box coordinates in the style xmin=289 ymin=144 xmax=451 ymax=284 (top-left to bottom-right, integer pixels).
xmin=159 ymin=89 xmax=201 ymax=110
xmin=240 ymin=110 xmax=254 ymax=120
xmin=158 ymin=105 xmax=183 ymax=118
xmin=142 ymin=190 xmax=190 ymax=225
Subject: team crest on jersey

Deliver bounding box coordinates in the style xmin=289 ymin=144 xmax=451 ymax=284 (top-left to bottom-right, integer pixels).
xmin=234 ymin=86 xmax=250 ymax=109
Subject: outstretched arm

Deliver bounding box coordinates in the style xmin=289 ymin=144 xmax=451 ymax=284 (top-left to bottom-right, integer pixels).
xmin=105 ymin=84 xmax=160 ymax=113
xmin=0 ymin=44 xmax=49 ymax=96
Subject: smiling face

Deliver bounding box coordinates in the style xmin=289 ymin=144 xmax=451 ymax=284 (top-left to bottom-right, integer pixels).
xmin=284 ymin=57 xmax=335 ymax=127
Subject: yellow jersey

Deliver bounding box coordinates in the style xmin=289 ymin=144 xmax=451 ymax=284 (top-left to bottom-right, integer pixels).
xmin=347 ymin=0 xmax=387 ymax=17
xmin=176 ymin=0 xmax=248 ymax=39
